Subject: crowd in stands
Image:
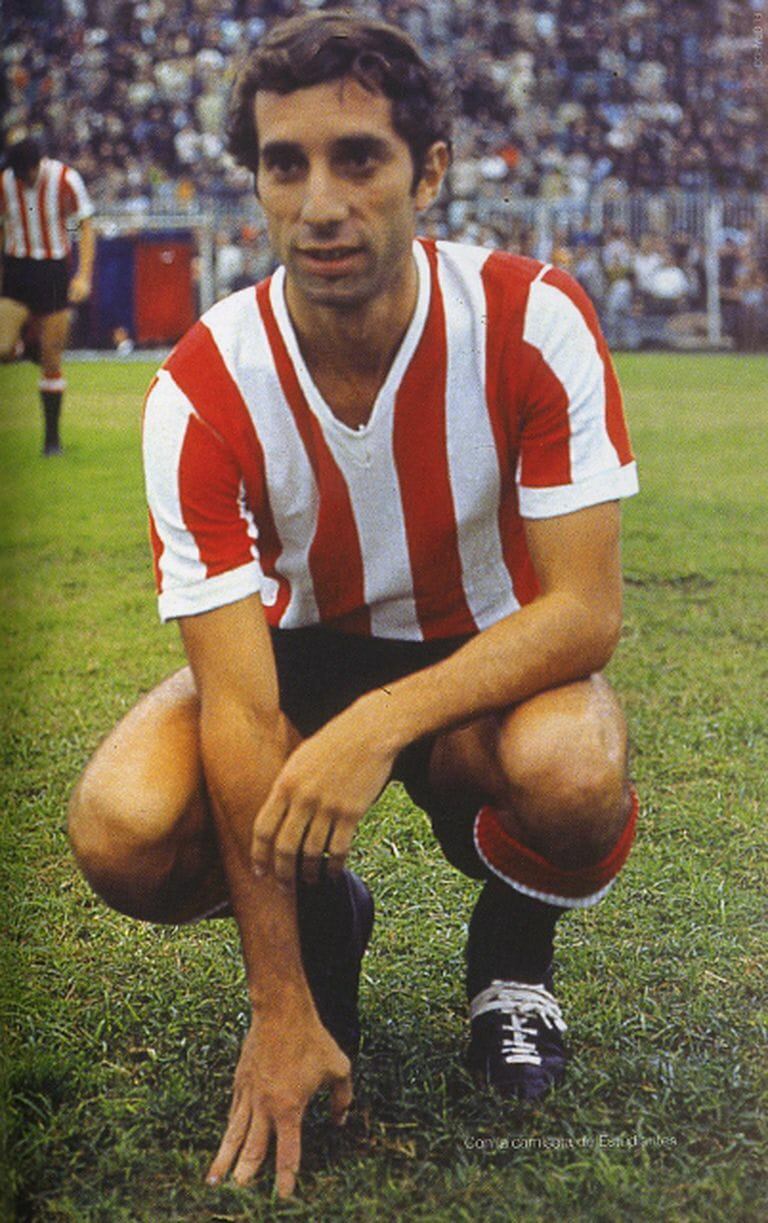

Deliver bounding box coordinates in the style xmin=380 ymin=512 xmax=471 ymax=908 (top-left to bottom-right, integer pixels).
xmin=3 ymin=0 xmax=767 ymax=347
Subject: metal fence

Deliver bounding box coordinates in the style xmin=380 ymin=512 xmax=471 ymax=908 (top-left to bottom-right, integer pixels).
xmin=95 ymin=189 xmax=768 ymax=351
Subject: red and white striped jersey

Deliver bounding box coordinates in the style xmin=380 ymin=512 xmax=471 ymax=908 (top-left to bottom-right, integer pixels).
xmin=143 ymin=239 xmax=638 ymax=639
xmin=0 ymin=158 xmax=94 ymax=260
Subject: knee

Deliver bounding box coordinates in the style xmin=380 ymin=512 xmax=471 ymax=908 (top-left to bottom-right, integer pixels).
xmin=496 ymin=693 xmax=628 ymax=865
xmin=68 ymin=773 xmax=118 ymax=878
xmin=41 ymin=358 xmax=64 ymax=381
xmin=67 ymin=768 xmax=178 ymax=915
xmin=68 ymin=770 xmax=134 ymax=880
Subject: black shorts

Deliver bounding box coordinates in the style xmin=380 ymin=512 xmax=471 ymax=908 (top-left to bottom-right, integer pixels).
xmin=2 ymin=255 xmax=70 ymax=315
xmin=270 ymin=625 xmax=470 ymax=810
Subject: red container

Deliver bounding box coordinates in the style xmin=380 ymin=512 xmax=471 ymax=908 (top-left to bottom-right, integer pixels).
xmin=134 ymin=238 xmax=196 ymax=345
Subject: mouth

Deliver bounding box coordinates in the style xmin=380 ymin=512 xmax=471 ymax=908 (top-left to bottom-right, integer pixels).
xmin=295 ymin=245 xmax=365 ymax=276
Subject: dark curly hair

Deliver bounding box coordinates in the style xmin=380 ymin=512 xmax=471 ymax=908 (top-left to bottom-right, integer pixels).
xmin=227 ymin=11 xmax=453 ymax=191
xmin=5 ymin=136 xmax=42 ymax=177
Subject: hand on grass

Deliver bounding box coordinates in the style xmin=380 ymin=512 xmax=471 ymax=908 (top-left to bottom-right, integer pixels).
xmin=251 ymin=702 xmax=396 ymax=885
xmin=206 ymin=1010 xmax=353 ymax=1198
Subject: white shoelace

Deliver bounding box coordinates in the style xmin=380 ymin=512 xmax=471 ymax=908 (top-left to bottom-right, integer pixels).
xmin=470 ymin=980 xmax=567 ymax=1066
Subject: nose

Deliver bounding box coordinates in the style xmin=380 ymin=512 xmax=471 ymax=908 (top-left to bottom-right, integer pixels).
xmin=300 ymin=164 xmax=349 ymax=228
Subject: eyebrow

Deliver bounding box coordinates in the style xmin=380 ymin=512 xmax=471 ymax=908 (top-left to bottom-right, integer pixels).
xmin=260 ymin=140 xmax=305 ymax=163
xmin=260 ymin=134 xmax=393 ymax=162
xmin=332 ymin=135 xmax=392 ymax=160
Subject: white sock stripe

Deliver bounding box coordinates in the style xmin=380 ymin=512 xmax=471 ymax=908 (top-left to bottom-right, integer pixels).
xmin=39 ymin=377 xmax=66 ymax=392
xmin=473 ymin=822 xmax=617 ymax=910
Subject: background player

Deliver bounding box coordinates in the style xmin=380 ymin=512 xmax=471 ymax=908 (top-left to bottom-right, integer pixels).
xmin=0 ymin=135 xmax=95 ymax=455
xmin=68 ymin=13 xmax=639 ymax=1200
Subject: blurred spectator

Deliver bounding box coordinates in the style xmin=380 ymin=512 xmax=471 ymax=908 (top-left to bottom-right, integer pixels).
xmin=215 ymin=228 xmax=245 ymax=298
xmin=572 ymin=240 xmax=605 ymax=303
xmin=733 ymin=258 xmax=768 ymax=350
xmin=112 ymin=325 xmax=135 ymax=353
xmin=719 ymin=234 xmax=745 ymax=338
xmin=644 ymin=258 xmax=691 ymax=314
xmin=602 ymin=226 xmax=638 ymax=349
xmin=633 ymin=234 xmax=666 ymax=301
xmin=4 ymin=0 xmax=764 ymax=211
xmin=3 ymin=0 xmax=766 ymax=349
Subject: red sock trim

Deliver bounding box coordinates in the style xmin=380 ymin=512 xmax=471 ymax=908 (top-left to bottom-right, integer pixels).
xmin=474 ymin=786 xmax=639 ymax=909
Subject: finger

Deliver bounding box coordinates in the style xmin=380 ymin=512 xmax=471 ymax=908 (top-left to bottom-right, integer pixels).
xmin=274 ymin=1109 xmax=303 ymax=1200
xmin=299 ymin=817 xmax=332 ymax=884
xmin=232 ymin=1111 xmax=270 ymax=1186
xmin=206 ymin=1097 xmax=249 ymax=1185
xmin=251 ymin=788 xmax=288 ymax=876
xmin=325 ymin=822 xmax=355 ymax=878
xmin=273 ymin=809 xmax=314 ymax=887
xmin=330 ymin=1071 xmax=354 ymax=1127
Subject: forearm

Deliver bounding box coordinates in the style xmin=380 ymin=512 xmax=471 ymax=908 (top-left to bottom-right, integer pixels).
xmin=351 ymin=584 xmax=621 ymax=757
xmin=200 ymin=705 xmax=314 ymax=1013
xmin=76 ymin=218 xmax=95 ymax=285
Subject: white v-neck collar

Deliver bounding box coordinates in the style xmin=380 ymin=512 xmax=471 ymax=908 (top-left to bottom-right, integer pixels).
xmin=268 ymin=239 xmax=431 ymax=441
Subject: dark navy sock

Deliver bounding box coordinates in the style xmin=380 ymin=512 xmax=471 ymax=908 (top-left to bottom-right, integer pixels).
xmin=41 ymin=389 xmax=62 ymax=448
xmin=466 ymin=877 xmax=561 ymax=999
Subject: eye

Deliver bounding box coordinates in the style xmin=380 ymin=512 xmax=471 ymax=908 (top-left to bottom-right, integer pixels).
xmin=336 ymin=141 xmax=382 ymax=178
xmin=344 ymin=149 xmax=375 ymax=173
xmin=262 ymin=148 xmax=306 ymax=181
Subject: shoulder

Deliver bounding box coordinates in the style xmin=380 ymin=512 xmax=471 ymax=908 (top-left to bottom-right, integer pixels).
xmin=44 ymin=158 xmax=71 ymax=184
xmin=0 ymin=164 xmax=18 ymax=203
xmin=521 ymin=264 xmax=604 ymax=354
xmin=424 ymin=237 xmax=544 ymax=293
xmin=52 ymin=160 xmax=95 ymax=213
xmin=422 ymin=240 xmax=599 ymax=356
xmin=478 ymin=248 xmax=599 ymax=331
xmin=423 ymin=238 xmax=570 ymax=333
xmin=167 ymin=284 xmax=266 ymax=367
xmin=156 ymin=281 xmax=275 ymax=416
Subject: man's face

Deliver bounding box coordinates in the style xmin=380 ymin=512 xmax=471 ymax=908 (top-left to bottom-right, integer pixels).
xmin=254 ymin=78 xmax=441 ymax=313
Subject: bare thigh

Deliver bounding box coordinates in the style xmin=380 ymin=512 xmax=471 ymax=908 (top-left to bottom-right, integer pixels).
xmin=69 ymin=666 xmax=305 ymax=923
xmin=68 ymin=667 xmax=226 ymax=923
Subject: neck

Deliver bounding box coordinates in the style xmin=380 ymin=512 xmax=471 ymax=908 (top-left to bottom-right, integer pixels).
xmin=281 ymin=250 xmax=421 ymax=429
xmin=285 ymin=251 xmax=419 ymax=382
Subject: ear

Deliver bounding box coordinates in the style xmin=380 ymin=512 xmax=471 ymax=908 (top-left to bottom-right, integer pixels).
xmin=414 ymin=141 xmax=450 ymax=211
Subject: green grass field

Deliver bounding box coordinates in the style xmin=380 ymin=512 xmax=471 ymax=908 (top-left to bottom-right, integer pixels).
xmin=1 ymin=353 xmax=766 ymax=1221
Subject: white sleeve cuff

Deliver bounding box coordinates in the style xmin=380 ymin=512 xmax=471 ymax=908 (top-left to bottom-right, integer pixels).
xmin=157 ymin=560 xmax=264 ymax=622
xmin=518 ymin=461 xmax=639 ymax=519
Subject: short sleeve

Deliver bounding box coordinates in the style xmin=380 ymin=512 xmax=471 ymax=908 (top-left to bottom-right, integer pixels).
xmin=142 ymin=369 xmax=264 ymax=621
xmin=516 ymin=266 xmax=638 ymax=518
xmin=63 ymin=166 xmax=95 ymax=221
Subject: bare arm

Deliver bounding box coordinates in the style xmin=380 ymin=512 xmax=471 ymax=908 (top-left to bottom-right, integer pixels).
xmin=252 ymin=500 xmax=624 ymax=882
xmin=68 ymin=216 xmax=95 ymax=303
xmin=180 ymin=594 xmax=352 ymax=1196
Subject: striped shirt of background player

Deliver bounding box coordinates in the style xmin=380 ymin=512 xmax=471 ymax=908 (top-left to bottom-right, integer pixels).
xmin=0 ymin=158 xmax=93 ymax=260
xmin=143 ymin=240 xmax=638 ymax=641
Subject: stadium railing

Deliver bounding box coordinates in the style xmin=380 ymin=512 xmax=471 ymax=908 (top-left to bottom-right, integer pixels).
xmin=87 ymin=191 xmax=767 ymax=352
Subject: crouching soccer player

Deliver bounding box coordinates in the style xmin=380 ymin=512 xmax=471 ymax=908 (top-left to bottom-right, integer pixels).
xmin=67 ymin=13 xmax=639 ymax=1200
xmin=0 ymin=136 xmax=94 ymax=455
